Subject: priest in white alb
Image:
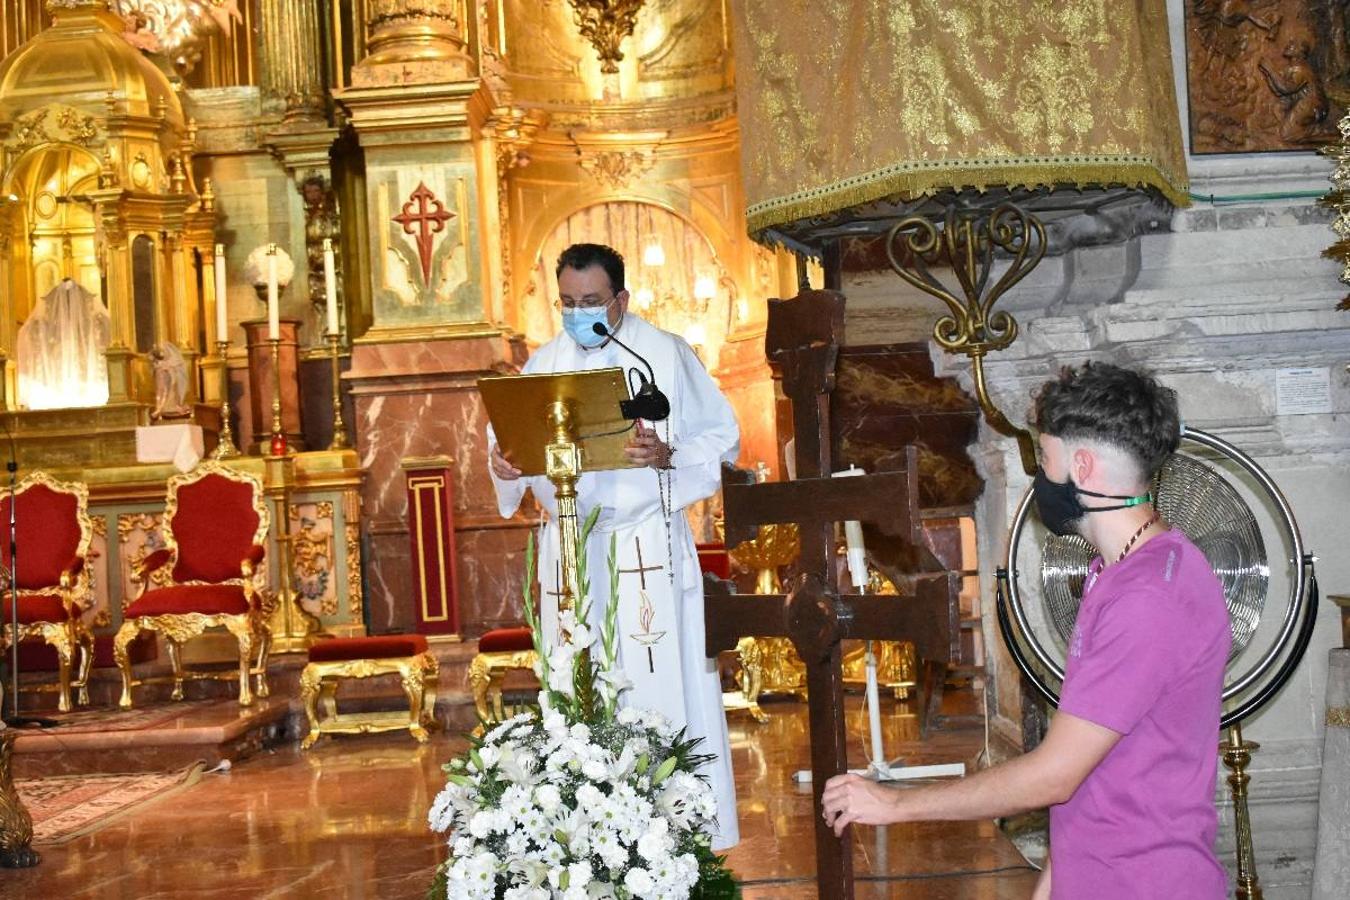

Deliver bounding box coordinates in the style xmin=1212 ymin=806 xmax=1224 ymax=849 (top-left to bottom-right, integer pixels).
xmin=488 ymin=243 xmax=740 ymax=850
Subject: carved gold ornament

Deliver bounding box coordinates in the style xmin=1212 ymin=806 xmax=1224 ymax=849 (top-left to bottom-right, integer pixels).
xmin=111 ymin=1 xmax=242 ymax=75
xmin=0 ymin=731 xmax=38 ymax=868
xmin=567 ymin=0 xmax=646 ymax=74
xmin=345 ymin=521 xmax=362 ymax=618
xmin=576 ymin=150 xmax=655 ymax=190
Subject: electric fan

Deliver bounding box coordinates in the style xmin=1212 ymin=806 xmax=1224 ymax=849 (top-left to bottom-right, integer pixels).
xmin=995 ymin=426 xmax=1319 ymax=895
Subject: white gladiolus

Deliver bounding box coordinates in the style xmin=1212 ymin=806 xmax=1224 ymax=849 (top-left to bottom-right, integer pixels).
xmin=428 ymin=530 xmax=728 ymax=899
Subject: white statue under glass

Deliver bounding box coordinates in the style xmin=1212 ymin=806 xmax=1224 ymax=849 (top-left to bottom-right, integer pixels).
xmin=16 ymin=278 xmax=110 ymax=411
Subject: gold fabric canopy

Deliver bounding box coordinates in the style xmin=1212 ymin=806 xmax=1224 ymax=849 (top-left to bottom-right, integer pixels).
xmin=730 ymin=1 xmax=1189 ymax=236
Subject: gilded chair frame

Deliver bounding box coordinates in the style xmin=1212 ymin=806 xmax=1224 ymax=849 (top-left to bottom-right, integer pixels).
xmin=299 ymin=652 xmax=439 ymax=749
xmin=468 ymin=646 xmax=538 ymax=730
xmin=0 ymin=472 xmax=95 ymax=713
xmin=114 ymin=461 xmax=273 ymax=709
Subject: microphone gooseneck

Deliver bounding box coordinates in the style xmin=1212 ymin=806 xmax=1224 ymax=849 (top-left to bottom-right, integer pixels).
xmin=592 ymin=321 xmax=671 ymax=422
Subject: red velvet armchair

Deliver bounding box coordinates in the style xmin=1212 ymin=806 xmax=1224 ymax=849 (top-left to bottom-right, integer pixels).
xmin=115 ymin=461 xmax=272 ymax=708
xmin=0 ymin=473 xmax=95 ymax=712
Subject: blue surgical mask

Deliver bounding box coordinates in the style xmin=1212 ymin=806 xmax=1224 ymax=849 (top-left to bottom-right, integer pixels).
xmin=562 ymin=305 xmax=613 ymax=348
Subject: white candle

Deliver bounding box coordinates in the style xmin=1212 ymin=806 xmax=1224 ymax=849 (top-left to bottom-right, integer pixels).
xmin=266 ymin=244 xmax=279 ymax=341
xmin=323 ymin=238 xmax=338 ymax=336
xmin=214 ymin=243 xmax=227 ymax=343
xmin=831 ymin=465 xmax=868 ymax=590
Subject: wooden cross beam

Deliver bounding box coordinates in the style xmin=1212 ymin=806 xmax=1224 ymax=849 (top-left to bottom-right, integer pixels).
xmin=705 ymin=464 xmax=959 ymax=899
xmin=705 ymin=290 xmax=961 ymax=899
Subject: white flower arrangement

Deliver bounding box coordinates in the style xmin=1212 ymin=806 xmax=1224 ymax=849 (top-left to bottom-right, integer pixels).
xmin=429 ymin=510 xmax=738 ymax=900
xmin=242 ymin=244 xmax=295 ymax=289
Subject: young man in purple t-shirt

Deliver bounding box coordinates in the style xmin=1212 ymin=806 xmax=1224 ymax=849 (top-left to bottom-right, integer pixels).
xmin=822 ymin=362 xmax=1231 ymax=899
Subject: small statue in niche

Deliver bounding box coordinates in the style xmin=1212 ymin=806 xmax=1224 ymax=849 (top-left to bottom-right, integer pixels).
xmin=301 ymin=174 xmax=343 ymax=343
xmin=150 ymin=341 xmax=190 ymax=420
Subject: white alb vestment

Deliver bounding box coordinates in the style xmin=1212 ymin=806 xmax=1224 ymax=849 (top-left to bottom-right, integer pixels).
xmin=490 ymin=314 xmax=740 ymax=850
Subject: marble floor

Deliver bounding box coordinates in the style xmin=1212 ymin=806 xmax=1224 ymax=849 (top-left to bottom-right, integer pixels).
xmin=5 ymin=691 xmax=1040 ymax=899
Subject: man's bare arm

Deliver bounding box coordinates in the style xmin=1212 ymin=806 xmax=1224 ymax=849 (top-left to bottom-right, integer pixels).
xmin=821 ymin=711 xmax=1121 ymax=834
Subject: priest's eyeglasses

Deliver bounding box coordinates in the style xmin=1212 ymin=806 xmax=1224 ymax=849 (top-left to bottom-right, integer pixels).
xmin=554 ymin=293 xmax=618 ymax=311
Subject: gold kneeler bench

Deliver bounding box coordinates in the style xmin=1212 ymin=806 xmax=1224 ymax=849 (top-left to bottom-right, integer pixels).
xmin=468 ymin=627 xmax=537 ymax=727
xmin=300 ymin=635 xmax=438 ymax=749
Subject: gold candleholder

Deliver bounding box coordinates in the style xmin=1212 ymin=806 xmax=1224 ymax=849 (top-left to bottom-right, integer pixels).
xmin=268 ymin=337 xmax=287 ymax=456
xmin=211 ymin=340 xmax=240 ymax=459
xmin=1222 ymin=723 xmax=1264 ymax=900
xmin=326 ymin=332 xmax=349 ymax=450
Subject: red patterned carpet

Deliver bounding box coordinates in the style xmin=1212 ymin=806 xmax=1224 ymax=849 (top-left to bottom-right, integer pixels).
xmin=18 ymin=762 xmax=206 ymax=844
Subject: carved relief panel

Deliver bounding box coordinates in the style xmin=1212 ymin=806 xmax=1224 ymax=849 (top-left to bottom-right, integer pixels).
xmin=370 ymin=167 xmax=479 ymax=328
xmin=290 ymin=500 xmax=337 ymax=618
xmin=1186 ymin=1 xmax=1349 ymax=152
xmin=117 ymin=511 xmax=169 ymax=608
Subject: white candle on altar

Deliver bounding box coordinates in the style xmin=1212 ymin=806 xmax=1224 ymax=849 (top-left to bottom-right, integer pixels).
xmin=214 ymin=243 xmax=227 ymax=342
xmin=323 ymin=238 xmax=338 ymax=336
xmin=266 ymin=244 xmax=279 ymax=341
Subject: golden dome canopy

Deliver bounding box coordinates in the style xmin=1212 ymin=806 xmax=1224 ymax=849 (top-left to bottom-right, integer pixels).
xmin=0 ymin=0 xmax=184 ymax=127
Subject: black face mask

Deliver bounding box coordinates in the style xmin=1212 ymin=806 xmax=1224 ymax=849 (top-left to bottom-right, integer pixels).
xmin=1032 ymin=469 xmax=1152 ymax=537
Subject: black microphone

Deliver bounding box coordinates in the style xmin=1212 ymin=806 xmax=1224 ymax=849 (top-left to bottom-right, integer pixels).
xmin=592 ymin=322 xmax=671 ymax=422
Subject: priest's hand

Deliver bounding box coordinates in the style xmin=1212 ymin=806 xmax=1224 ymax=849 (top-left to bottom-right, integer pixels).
xmin=821 ymin=773 xmax=902 ymax=835
xmin=625 ymin=422 xmax=674 ymax=469
xmin=490 ymin=444 xmax=521 ymax=481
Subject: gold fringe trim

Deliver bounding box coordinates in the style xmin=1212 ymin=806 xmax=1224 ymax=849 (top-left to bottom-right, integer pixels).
xmin=746 ymin=155 xmax=1191 ymax=237
xmin=1329 ymin=705 xmax=1350 ymax=728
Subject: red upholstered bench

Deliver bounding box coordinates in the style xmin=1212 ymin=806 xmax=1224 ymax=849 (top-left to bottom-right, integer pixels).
xmin=299 ymin=635 xmax=438 ymax=749
xmin=469 ymin=627 xmax=538 ymax=729
xmin=308 ymin=634 xmax=429 ymax=662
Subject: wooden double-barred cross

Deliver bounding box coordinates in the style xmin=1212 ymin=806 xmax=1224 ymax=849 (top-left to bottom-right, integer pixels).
xmin=704 ymin=291 xmax=960 ymax=899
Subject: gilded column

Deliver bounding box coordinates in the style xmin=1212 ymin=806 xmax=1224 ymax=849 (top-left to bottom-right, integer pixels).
xmin=257 ymin=0 xmax=327 ymax=123
xmin=352 ymin=0 xmax=474 ymax=86
xmin=98 ymin=213 xmax=135 ymax=404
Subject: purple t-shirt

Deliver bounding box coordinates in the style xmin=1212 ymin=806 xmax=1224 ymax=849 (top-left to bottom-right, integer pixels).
xmin=1050 ymin=528 xmax=1230 ymax=899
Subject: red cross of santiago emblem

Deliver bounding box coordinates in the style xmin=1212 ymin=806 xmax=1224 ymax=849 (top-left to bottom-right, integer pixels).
xmin=392 ymin=181 xmax=455 ymax=286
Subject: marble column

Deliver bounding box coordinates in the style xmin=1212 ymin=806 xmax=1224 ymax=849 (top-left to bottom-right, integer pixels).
xmin=1312 ymin=649 xmax=1349 ymax=898
xmin=257 ymin=0 xmax=327 ymax=123
xmin=336 ymin=30 xmax=521 ymax=637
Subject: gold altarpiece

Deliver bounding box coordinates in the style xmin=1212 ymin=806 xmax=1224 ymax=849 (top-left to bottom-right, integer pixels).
xmin=0 ymin=0 xmax=219 ymax=463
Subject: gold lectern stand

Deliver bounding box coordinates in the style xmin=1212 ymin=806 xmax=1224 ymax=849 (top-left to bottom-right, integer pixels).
xmin=480 ymin=367 xmax=636 ymax=718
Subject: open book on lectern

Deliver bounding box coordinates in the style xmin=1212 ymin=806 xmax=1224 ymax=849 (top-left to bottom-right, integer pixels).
xmin=478 ymin=367 xmax=641 ymax=477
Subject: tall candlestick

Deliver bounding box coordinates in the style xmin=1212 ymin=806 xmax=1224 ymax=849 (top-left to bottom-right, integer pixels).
xmin=327 ymin=333 xmax=349 ymax=450
xmin=214 ymin=243 xmax=227 ymax=342
xmin=322 ymin=238 xmax=338 ymax=336
xmin=211 ymin=340 xmax=240 ymax=459
xmin=269 ymin=337 xmax=287 ymax=456
xmin=266 ymin=244 xmax=279 ymax=341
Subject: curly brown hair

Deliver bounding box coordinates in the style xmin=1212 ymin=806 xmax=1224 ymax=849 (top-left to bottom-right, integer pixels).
xmin=1031 ymin=362 xmax=1180 ymax=477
